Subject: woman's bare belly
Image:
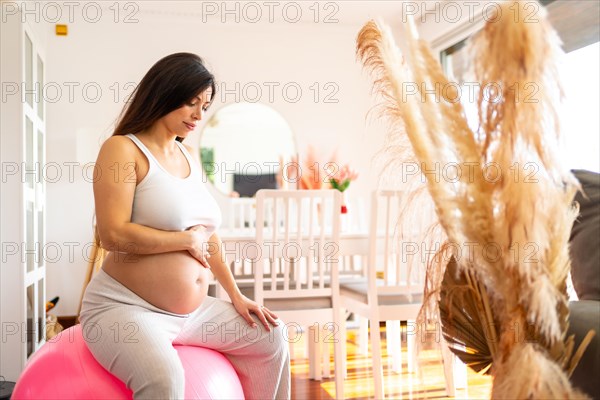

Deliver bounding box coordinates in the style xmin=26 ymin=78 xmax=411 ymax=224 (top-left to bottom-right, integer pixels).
xmin=102 ymin=250 xmax=209 ymax=315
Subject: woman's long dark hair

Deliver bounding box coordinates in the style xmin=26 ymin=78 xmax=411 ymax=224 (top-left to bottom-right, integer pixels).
xmin=113 ymin=52 xmax=216 ymax=142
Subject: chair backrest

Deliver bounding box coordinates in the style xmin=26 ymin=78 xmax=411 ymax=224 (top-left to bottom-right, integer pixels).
xmin=368 ymin=190 xmax=429 ymax=300
xmin=219 ymin=197 xmax=258 ymax=284
xmin=227 ymin=197 xmax=257 ymax=232
xmin=253 ymin=189 xmax=342 ymax=303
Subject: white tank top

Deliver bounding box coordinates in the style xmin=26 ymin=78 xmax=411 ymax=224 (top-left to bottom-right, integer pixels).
xmin=125 ymin=133 xmax=222 ymax=235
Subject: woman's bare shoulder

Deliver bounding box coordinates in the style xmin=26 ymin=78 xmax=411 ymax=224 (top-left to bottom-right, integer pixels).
xmin=95 ymin=136 xmax=143 ymax=186
xmin=102 ymin=134 xmax=134 ymax=148
xmin=98 ymin=135 xmax=138 ymax=160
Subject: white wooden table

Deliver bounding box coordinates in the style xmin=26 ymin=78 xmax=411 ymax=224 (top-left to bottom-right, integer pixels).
xmin=218 ymin=230 xmax=371 ymax=258
xmin=211 ymin=230 xmax=371 ymax=298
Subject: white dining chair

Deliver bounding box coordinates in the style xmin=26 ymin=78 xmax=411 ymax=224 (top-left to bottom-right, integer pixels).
xmin=248 ymin=189 xmax=345 ymax=399
xmin=227 ymin=197 xmax=257 ymax=232
xmin=212 ymin=197 xmax=258 ymax=299
xmin=338 ymin=190 xmax=464 ymax=399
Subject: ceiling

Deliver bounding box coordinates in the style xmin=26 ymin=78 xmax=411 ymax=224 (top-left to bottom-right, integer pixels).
xmin=127 ymin=1 xmax=410 ymax=26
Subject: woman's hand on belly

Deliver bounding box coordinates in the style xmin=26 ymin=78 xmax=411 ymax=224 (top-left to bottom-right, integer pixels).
xmin=102 ymin=250 xmax=210 ymax=314
xmin=185 ymin=224 xmax=212 ymax=269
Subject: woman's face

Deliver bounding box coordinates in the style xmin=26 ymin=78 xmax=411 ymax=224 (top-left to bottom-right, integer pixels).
xmin=159 ymin=87 xmax=213 ymax=138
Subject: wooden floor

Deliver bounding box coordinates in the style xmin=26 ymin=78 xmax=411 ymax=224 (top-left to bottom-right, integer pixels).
xmin=290 ymin=324 xmax=492 ymax=399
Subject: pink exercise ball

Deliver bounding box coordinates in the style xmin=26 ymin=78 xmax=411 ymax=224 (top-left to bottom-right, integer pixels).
xmin=13 ymin=324 xmax=244 ymax=399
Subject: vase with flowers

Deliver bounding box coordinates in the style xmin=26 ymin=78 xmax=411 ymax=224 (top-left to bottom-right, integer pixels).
xmin=329 ymin=165 xmax=359 ymax=214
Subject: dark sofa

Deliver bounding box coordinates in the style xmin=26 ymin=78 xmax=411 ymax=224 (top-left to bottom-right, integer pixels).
xmin=568 ymin=169 xmax=600 ymax=399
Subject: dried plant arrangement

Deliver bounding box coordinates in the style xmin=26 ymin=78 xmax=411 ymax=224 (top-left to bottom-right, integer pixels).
xmin=356 ymin=1 xmax=595 ymax=398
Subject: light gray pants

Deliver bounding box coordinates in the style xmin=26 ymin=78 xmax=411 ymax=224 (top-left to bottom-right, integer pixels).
xmin=80 ymin=269 xmax=290 ymax=400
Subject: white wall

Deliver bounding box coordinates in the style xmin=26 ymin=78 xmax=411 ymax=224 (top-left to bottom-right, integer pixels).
xmin=40 ymin=3 xmax=404 ymax=316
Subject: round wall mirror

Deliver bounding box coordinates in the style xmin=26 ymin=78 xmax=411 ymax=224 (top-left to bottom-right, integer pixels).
xmin=200 ymin=102 xmax=296 ymax=197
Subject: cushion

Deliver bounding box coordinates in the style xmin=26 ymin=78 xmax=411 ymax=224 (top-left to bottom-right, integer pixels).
xmin=570 ymin=170 xmax=600 ymax=301
xmin=237 ymin=280 xmax=333 ymax=310
xmin=340 ymin=279 xmax=423 ymax=306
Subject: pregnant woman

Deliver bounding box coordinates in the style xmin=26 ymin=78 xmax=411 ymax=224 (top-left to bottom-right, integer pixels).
xmin=79 ymin=53 xmax=290 ymax=399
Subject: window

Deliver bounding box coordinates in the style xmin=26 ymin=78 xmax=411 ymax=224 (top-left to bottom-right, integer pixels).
xmin=559 ymin=42 xmax=600 ymax=172
xmin=440 ymin=0 xmax=599 ymax=172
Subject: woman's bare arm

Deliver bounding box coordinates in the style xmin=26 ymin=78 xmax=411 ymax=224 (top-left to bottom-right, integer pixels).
xmin=204 ymin=232 xmax=243 ymax=300
xmin=206 ymin=232 xmax=279 ymax=329
xmin=184 ymin=143 xmax=279 ymax=326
